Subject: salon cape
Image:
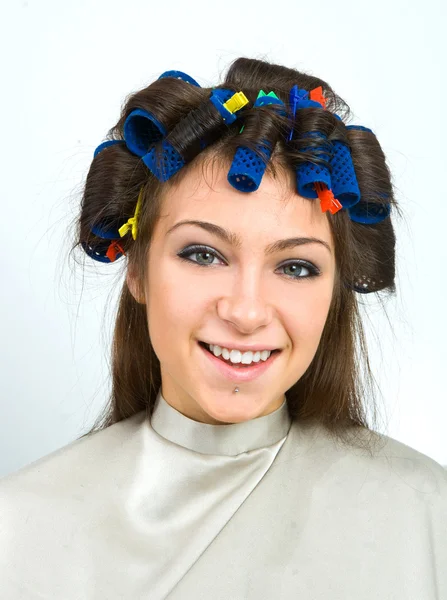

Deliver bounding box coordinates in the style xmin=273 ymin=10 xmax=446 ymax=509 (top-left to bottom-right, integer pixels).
xmin=1 ymin=389 xmax=446 ymax=599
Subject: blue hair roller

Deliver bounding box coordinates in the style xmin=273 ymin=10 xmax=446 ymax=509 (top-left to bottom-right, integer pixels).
xmin=90 ymin=218 xmax=122 ymax=239
xmin=227 ymin=91 xmax=286 ymax=192
xmin=296 ymin=132 xmax=332 ymax=199
xmin=158 ymin=70 xmax=201 ymax=87
xmin=94 ymin=139 xmax=125 ymax=158
xmin=142 ymin=139 xmax=185 ymax=182
xmin=227 ymin=142 xmax=273 ymax=192
xmin=123 ymin=108 xmax=167 ymax=157
xmin=343 ymin=126 xmax=391 ymax=222
xmin=81 ymin=240 xmax=125 ymax=263
xmin=346 ymin=125 xmax=373 ymax=134
xmin=329 ymin=140 xmax=361 ymax=208
xmin=144 ymin=88 xmax=246 ymax=182
xmin=289 ymin=86 xmax=332 ymax=199
xmin=93 ymin=109 xmax=166 ymax=159
xmin=348 ymin=201 xmax=391 ymax=224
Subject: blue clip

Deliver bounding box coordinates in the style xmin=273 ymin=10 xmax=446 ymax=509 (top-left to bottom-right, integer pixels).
xmin=287 ymin=85 xmax=326 ymax=142
xmin=209 ymin=89 xmax=243 ymax=125
xmin=288 ymin=86 xmax=309 ymax=141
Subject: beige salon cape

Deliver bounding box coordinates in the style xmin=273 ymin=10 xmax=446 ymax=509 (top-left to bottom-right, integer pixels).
xmin=1 ymin=389 xmax=446 ymax=599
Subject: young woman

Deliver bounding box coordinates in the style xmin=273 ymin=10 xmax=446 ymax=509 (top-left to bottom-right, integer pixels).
xmin=1 ymin=57 xmax=446 ymax=599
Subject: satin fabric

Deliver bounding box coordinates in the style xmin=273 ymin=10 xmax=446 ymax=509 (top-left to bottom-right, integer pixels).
xmin=1 ymin=389 xmax=446 ymax=599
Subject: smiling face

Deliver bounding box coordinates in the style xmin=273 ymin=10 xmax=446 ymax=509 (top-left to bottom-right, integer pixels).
xmin=128 ymin=158 xmax=336 ymax=425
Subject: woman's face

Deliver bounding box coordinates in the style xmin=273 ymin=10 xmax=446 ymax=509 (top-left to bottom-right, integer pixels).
xmin=129 ymin=160 xmax=336 ymax=425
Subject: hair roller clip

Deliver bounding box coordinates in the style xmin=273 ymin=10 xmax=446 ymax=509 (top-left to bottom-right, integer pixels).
xmin=314 ymin=182 xmax=342 ymax=214
xmin=309 ymin=86 xmax=327 ymax=109
xmin=92 ymin=187 xmax=144 ymax=241
xmin=89 ymin=184 xmax=144 ymax=258
xmin=157 ymin=70 xmax=201 ymax=87
xmin=288 ymin=86 xmax=309 ymax=141
xmin=288 ymin=84 xmax=324 ymax=114
xmin=81 ymin=239 xmax=125 ymax=263
xmin=297 ymin=148 xmax=344 ymax=215
xmin=84 ymin=187 xmax=144 ymax=263
xmin=118 ymin=186 xmax=144 ymax=240
xmin=227 ymin=91 xmax=286 ymax=193
xmin=106 ymin=241 xmax=126 ymax=262
xmin=209 ymin=89 xmax=249 ymax=125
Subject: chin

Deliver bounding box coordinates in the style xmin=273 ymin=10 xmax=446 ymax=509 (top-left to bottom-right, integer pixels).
xmin=198 ymin=396 xmax=267 ymax=425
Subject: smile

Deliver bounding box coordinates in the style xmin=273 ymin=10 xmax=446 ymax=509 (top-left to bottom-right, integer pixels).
xmin=198 ymin=341 xmax=281 ymax=383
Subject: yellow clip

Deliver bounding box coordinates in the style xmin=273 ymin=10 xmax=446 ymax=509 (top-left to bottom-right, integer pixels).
xmin=223 ymin=91 xmax=249 ymax=115
xmin=118 ymin=185 xmax=144 ymax=241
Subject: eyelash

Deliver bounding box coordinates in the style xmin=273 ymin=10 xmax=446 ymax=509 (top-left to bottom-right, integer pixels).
xmin=177 ymin=244 xmax=321 ymax=281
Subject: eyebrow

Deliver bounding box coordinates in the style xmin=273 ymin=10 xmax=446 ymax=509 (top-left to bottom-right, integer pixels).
xmin=166 ymin=220 xmax=332 ymax=255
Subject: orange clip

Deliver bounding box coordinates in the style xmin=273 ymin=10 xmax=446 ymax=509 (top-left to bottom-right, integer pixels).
xmin=106 ymin=241 xmax=126 ymax=262
xmin=309 ymin=86 xmax=326 ymax=109
xmin=314 ymin=182 xmax=342 ymax=215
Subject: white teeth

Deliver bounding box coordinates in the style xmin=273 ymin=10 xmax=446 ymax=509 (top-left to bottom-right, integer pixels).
xmin=209 ymin=344 xmax=271 ymax=365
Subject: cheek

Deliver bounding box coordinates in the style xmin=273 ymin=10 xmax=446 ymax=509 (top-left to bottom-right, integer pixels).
xmin=146 ymin=263 xmax=205 ymax=349
xmin=283 ymin=282 xmax=333 ymax=347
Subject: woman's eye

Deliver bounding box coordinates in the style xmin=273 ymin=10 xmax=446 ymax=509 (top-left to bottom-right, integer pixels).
xmin=178 ymin=246 xmax=223 ymax=266
xmin=177 ymin=245 xmax=320 ymax=280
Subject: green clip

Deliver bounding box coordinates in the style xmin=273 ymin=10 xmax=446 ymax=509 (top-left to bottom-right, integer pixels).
xmin=239 ymin=90 xmax=279 ymax=134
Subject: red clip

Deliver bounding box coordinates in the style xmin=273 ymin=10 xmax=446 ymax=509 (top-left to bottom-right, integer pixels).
xmin=309 ymin=86 xmax=326 ymax=109
xmin=106 ymin=241 xmax=126 ymax=262
xmin=314 ymin=182 xmax=342 ymax=215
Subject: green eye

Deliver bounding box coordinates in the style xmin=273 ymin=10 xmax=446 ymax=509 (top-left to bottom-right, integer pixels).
xmin=177 ymin=245 xmax=321 ymax=280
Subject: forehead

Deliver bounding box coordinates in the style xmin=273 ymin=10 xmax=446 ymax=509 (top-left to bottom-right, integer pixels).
xmin=157 ymin=158 xmax=333 ymax=245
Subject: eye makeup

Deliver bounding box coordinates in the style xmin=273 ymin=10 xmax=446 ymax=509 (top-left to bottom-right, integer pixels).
xmin=176 ymin=244 xmax=321 ymax=281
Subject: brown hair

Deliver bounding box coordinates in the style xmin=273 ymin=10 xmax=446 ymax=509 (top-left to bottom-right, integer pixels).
xmin=70 ymin=57 xmax=399 ymax=453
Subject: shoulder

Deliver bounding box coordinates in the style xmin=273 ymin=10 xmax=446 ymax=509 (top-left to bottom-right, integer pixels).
xmin=0 ymin=410 xmax=148 ymax=594
xmin=286 ymin=419 xmax=447 ymax=501
xmin=0 ymin=410 xmax=147 ymax=500
xmin=358 ymin=427 xmax=447 ymax=497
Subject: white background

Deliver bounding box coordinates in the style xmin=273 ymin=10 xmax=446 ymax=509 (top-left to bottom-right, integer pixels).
xmin=1 ymin=0 xmax=445 ymax=477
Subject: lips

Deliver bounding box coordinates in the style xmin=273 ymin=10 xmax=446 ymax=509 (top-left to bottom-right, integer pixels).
xmin=198 ymin=340 xmax=281 ymax=383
